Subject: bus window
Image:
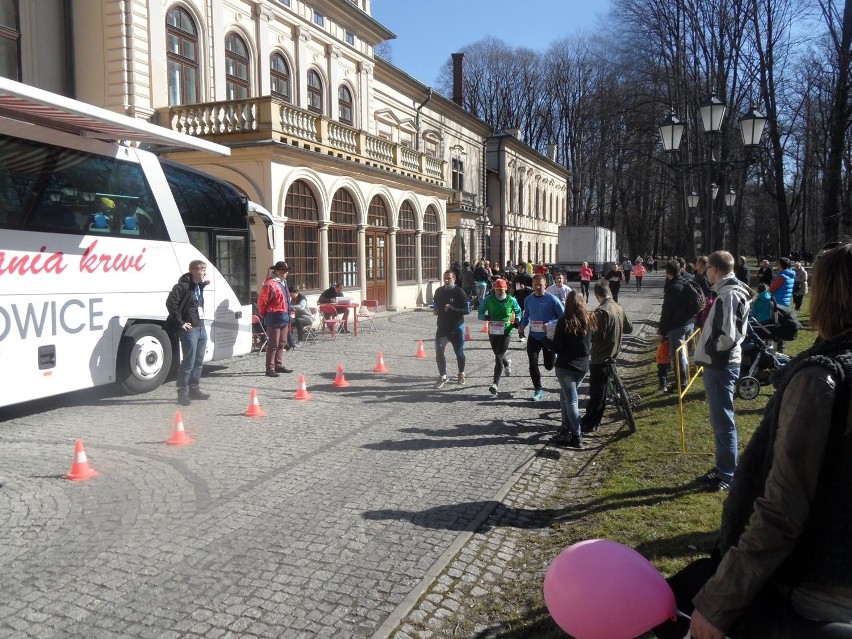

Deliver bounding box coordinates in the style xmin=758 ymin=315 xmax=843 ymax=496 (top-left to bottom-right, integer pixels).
xmin=0 ymin=134 xmax=169 ymax=240
xmin=161 ymin=159 xmax=248 ymax=229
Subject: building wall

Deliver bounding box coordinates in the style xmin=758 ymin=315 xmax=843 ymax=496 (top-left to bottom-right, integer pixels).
xmin=8 ymin=0 xmax=567 ymax=306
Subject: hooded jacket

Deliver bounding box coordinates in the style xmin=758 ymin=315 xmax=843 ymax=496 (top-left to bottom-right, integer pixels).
xmin=693 ymin=272 xmax=752 ymax=369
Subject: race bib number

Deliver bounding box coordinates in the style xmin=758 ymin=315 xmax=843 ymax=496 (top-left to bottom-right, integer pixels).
xmin=488 ymin=321 xmax=506 ymax=335
xmin=529 ymin=321 xmax=545 ymax=333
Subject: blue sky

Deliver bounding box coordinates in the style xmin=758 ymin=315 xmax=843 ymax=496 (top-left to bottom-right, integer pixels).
xmin=371 ymin=0 xmax=610 ymax=87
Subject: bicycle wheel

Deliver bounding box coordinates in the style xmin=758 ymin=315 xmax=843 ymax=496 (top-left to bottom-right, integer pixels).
xmin=611 ymin=368 xmax=637 ymax=432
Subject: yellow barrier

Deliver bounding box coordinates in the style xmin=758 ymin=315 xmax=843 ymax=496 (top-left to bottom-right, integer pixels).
xmin=674 ymin=328 xmax=705 ymax=454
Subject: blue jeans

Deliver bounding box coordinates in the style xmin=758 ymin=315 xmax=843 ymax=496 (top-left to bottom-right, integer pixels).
xmin=555 ymin=367 xmax=586 ymax=437
xmin=177 ymin=325 xmax=207 ymax=390
xmin=703 ymin=366 xmax=739 ymax=481
xmin=668 ymin=323 xmax=694 ymax=390
xmin=435 ymin=326 xmax=465 ymax=377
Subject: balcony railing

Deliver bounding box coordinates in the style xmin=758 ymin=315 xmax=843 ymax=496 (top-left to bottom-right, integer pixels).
xmin=156 ymin=97 xmax=446 ymax=184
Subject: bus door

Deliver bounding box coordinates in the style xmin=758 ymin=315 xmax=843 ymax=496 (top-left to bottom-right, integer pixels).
xmin=186 ymin=228 xmax=251 ymax=359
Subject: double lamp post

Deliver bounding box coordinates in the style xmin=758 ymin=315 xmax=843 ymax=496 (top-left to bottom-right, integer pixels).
xmin=658 ymin=94 xmax=767 ymax=252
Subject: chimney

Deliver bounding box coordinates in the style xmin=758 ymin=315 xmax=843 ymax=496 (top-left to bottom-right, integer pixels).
xmin=451 ymin=53 xmax=464 ymax=106
xmin=506 ymin=128 xmax=522 ymax=140
xmin=546 ymin=143 xmax=558 ymax=161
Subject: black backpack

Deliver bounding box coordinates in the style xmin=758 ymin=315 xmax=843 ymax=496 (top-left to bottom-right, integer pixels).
xmin=681 ymin=278 xmax=707 ymax=318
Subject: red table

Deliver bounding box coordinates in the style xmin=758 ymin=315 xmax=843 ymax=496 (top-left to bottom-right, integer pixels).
xmin=332 ymin=302 xmax=360 ymax=336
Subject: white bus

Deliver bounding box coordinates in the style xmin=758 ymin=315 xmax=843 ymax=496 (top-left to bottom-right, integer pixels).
xmin=0 ymin=78 xmax=271 ymax=408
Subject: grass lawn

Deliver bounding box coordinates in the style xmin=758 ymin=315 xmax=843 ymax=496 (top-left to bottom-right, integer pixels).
xmin=476 ymin=296 xmax=818 ymax=638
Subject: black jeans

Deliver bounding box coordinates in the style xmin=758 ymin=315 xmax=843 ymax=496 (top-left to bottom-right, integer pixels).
xmin=582 ymin=361 xmax=611 ymax=428
xmin=435 ymin=327 xmax=465 ymax=377
xmin=655 ymin=557 xmax=852 ymax=639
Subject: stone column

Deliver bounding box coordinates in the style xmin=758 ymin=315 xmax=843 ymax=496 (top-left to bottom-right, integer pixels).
xmin=253 ymin=3 xmax=273 ymax=96
xmin=415 ymin=230 xmax=423 ymax=286
xmin=387 ymin=227 xmax=398 ymax=311
xmin=319 ymin=221 xmax=330 ymax=289
xmin=357 ymin=224 xmax=367 ymax=300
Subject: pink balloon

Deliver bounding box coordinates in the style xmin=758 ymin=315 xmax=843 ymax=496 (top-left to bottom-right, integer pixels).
xmin=543 ymin=539 xmax=676 ymax=639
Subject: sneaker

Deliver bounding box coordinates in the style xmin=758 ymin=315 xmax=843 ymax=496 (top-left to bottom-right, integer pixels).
xmin=434 ymin=375 xmax=448 ymax=389
xmin=659 ymin=385 xmax=671 ymax=394
xmin=503 ymin=358 xmax=513 ymax=377
xmin=530 ymin=389 xmax=545 ymax=401
xmin=457 ymin=372 xmax=466 ymax=385
xmin=489 ymin=383 xmax=499 ymax=395
xmin=265 ymin=370 xmax=279 ymax=378
xmin=698 ymin=468 xmax=720 ymax=483
xmin=707 ymin=478 xmax=731 ymax=492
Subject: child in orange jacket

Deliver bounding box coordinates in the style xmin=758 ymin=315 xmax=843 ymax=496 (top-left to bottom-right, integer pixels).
xmin=656 ymin=338 xmax=671 ymax=392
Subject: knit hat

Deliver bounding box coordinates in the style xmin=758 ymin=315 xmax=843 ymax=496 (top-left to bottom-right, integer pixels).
xmin=493 ymin=278 xmax=508 ymax=290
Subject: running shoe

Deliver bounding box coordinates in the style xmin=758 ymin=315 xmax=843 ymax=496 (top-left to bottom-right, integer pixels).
xmin=503 ymin=358 xmax=512 ymax=376
xmin=530 ymin=388 xmax=545 ymax=401
xmin=434 ymin=375 xmax=448 ymax=389
xmin=457 ymin=372 xmax=466 ymax=385
xmin=489 ymin=383 xmax=498 ymax=395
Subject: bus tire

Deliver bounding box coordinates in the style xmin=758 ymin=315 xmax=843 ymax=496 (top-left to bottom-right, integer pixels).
xmin=117 ymin=323 xmax=173 ymax=394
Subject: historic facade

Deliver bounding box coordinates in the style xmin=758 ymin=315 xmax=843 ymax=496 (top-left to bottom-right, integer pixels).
xmin=3 ymin=0 xmax=567 ymax=309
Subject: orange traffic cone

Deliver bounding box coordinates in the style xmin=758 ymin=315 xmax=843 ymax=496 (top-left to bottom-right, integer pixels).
xmin=464 ymin=325 xmax=472 ymax=341
xmin=243 ymin=388 xmax=267 ymax=417
xmin=414 ymin=340 xmax=427 ymax=359
xmin=166 ymin=411 xmax=193 ymax=446
xmin=332 ymin=364 xmax=350 ymax=388
xmin=293 ymin=374 xmax=313 ymax=400
xmin=481 ymin=321 xmax=490 ymax=333
xmin=373 ymin=352 xmax=389 ymax=373
xmin=64 ymin=439 xmax=98 ymax=481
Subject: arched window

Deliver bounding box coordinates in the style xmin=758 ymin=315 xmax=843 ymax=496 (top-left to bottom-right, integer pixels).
xmin=225 ymin=33 xmax=250 ymax=100
xmin=166 ymin=7 xmax=199 ymax=106
xmin=338 ymin=85 xmax=353 ymax=125
xmin=518 ymin=178 xmax=524 ymax=215
xmin=422 ymin=206 xmax=439 ymax=280
xmin=270 ymin=53 xmax=290 ymax=102
xmin=396 ymin=202 xmax=416 ymax=282
xmin=307 ymin=69 xmax=323 ymax=114
xmin=368 ymin=196 xmax=388 ymax=227
xmin=283 ymin=180 xmax=320 ymax=291
xmin=329 ymin=189 xmax=358 ymax=287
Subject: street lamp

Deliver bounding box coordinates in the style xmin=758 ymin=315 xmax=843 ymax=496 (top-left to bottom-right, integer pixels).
xmin=659 ymin=95 xmax=767 ymax=252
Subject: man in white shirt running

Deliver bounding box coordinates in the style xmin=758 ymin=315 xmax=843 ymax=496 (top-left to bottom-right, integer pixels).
xmin=546 ymin=271 xmax=572 ymax=304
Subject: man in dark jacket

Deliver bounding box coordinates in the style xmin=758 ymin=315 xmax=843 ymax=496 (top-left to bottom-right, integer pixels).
xmin=659 ymin=259 xmax=696 ymax=392
xmin=165 ymin=259 xmax=211 ymax=406
xmin=433 ymin=270 xmax=470 ymax=388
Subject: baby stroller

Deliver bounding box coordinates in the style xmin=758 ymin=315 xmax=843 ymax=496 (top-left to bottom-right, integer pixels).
xmin=736 ymin=318 xmax=792 ymax=400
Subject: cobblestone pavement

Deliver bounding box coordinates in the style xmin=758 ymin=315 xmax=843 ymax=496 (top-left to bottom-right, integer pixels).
xmin=383 ymin=276 xmax=663 ymax=639
xmin=0 ymin=275 xmax=663 ymax=639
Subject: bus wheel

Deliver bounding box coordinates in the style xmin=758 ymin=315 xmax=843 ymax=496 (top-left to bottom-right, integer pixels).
xmin=117 ymin=324 xmax=173 ymax=394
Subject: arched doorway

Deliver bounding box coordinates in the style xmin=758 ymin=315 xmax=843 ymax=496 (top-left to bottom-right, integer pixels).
xmin=366 ymin=196 xmax=388 ymax=305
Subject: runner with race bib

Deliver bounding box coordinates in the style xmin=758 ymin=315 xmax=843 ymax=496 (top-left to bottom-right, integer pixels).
xmin=478 ymin=278 xmax=522 ymax=396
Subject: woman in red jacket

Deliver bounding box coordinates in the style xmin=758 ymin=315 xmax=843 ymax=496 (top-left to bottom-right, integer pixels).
xmin=257 ymin=261 xmax=293 ymax=377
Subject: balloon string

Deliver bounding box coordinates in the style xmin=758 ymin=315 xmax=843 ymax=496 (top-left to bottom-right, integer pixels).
xmin=675 ymin=610 xmax=733 ymax=639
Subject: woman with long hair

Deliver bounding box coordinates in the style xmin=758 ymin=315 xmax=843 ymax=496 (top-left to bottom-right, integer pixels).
xmin=545 ymin=290 xmax=597 ymax=449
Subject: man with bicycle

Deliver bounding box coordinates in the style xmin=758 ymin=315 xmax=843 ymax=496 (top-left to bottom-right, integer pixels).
xmin=581 ymin=281 xmax=633 ymax=433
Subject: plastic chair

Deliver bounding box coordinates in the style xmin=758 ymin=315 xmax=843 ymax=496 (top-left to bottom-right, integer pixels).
xmin=303 ymin=307 xmax=320 ymax=344
xmin=251 ymin=315 xmax=268 ymax=353
xmin=318 ymin=303 xmax=342 ymax=339
xmin=358 ymin=299 xmax=378 ymax=332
